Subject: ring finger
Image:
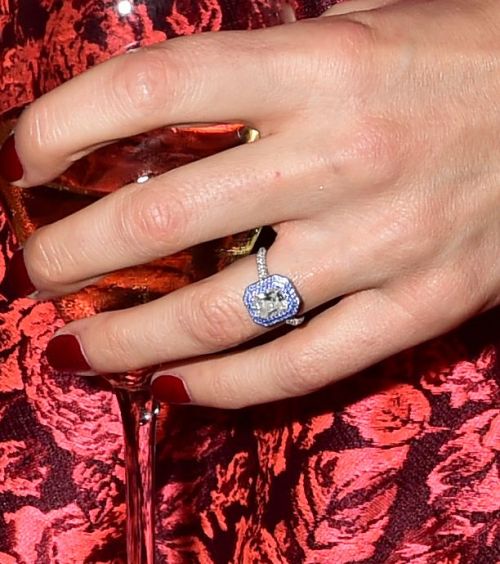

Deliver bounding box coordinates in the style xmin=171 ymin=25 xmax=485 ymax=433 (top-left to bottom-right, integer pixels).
xmin=45 ymin=230 xmax=385 ymax=374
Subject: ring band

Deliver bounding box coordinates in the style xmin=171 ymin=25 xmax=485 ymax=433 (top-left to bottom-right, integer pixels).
xmin=243 ymin=248 xmax=305 ymax=328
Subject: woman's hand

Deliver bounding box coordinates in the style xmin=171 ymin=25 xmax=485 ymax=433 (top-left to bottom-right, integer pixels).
xmin=2 ymin=0 xmax=499 ymax=407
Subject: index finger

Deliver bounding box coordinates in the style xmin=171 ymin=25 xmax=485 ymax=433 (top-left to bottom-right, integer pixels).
xmin=11 ymin=22 xmax=314 ymax=187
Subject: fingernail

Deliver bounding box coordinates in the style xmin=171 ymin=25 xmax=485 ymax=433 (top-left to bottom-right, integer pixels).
xmin=2 ymin=249 xmax=37 ymax=300
xmin=151 ymin=373 xmax=192 ymax=404
xmin=45 ymin=334 xmax=92 ymax=373
xmin=0 ymin=134 xmax=24 ymax=183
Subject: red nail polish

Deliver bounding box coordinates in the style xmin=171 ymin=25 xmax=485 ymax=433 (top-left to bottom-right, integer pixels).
xmin=0 ymin=135 xmax=24 ymax=183
xmin=2 ymin=249 xmax=36 ymax=300
xmin=151 ymin=374 xmax=191 ymax=404
xmin=45 ymin=334 xmax=92 ymax=373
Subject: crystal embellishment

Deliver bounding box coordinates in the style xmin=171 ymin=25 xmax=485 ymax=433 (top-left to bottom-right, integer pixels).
xmin=243 ymin=274 xmax=301 ymax=327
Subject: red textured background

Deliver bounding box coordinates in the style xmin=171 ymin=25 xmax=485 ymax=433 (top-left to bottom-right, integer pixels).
xmin=0 ymin=1 xmax=499 ymax=562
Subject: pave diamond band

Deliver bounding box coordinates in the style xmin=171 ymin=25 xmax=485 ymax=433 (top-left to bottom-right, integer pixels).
xmin=243 ymin=248 xmax=305 ymax=328
xmin=256 ymin=247 xmax=269 ymax=279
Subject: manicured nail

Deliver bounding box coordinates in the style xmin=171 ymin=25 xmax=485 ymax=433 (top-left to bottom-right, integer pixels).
xmin=151 ymin=373 xmax=191 ymax=404
xmin=2 ymin=249 xmax=36 ymax=300
xmin=45 ymin=334 xmax=92 ymax=373
xmin=0 ymin=135 xmax=24 ymax=183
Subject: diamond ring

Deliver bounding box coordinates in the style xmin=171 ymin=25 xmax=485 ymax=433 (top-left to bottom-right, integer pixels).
xmin=243 ymin=248 xmax=305 ymax=328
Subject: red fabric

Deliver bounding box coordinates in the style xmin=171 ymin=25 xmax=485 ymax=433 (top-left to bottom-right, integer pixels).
xmin=1 ymin=1 xmax=499 ymax=562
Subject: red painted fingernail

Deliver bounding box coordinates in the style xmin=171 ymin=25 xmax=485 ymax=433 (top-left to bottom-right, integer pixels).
xmin=0 ymin=135 xmax=24 ymax=183
xmin=151 ymin=374 xmax=191 ymax=404
xmin=45 ymin=334 xmax=92 ymax=373
xmin=2 ymin=249 xmax=36 ymax=300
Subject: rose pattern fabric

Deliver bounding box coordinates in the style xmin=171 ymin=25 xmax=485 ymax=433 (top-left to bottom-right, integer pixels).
xmin=1 ymin=0 xmax=499 ymax=562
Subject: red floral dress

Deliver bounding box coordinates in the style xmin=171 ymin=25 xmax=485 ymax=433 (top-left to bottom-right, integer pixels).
xmin=0 ymin=1 xmax=499 ymax=562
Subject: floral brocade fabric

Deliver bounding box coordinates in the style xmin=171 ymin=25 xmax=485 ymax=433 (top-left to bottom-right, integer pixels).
xmin=1 ymin=1 xmax=500 ymax=563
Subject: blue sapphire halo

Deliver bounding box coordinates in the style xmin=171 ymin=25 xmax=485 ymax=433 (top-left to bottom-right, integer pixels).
xmin=243 ymin=248 xmax=305 ymax=328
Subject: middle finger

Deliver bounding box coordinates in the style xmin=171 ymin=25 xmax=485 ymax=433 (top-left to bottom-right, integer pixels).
xmin=21 ymin=134 xmax=329 ymax=297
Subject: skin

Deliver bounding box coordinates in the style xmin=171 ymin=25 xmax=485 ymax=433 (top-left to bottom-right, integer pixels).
xmin=11 ymin=0 xmax=500 ymax=408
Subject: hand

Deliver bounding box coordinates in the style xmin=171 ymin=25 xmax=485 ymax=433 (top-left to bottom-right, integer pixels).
xmin=2 ymin=0 xmax=499 ymax=408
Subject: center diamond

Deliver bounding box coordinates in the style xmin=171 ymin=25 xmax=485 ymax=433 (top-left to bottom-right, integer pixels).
xmin=243 ymin=274 xmax=302 ymax=327
xmin=254 ymin=289 xmax=289 ymax=319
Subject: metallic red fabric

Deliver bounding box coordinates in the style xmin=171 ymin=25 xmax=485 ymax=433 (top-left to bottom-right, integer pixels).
xmin=0 ymin=1 xmax=499 ymax=562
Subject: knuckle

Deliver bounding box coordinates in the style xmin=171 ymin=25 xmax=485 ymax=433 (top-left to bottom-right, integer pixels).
xmin=111 ymin=47 xmax=178 ymax=116
xmin=118 ymin=187 xmax=190 ymax=255
xmin=315 ymin=19 xmax=374 ymax=81
xmin=94 ymin=315 xmax=136 ymax=370
xmin=374 ymin=207 xmax=431 ymax=267
xmin=377 ymin=195 xmax=453 ymax=272
xmin=274 ymin=344 xmax=328 ymax=397
xmin=288 ymin=20 xmax=374 ymax=110
xmin=334 ymin=118 xmax=406 ymax=186
xmin=389 ymin=260 xmax=483 ymax=333
xmin=26 ymin=228 xmax=70 ymax=289
xmin=315 ymin=18 xmax=373 ymax=58
xmin=436 ymin=260 xmax=487 ymax=318
xmin=182 ymin=286 xmax=250 ymax=351
xmin=207 ymin=372 xmax=248 ymax=410
xmin=20 ymin=101 xmax=64 ymax=160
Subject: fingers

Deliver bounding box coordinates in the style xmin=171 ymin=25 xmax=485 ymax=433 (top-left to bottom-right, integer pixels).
xmin=149 ymin=285 xmax=441 ymax=409
xmin=22 ymin=134 xmax=327 ymax=296
xmin=44 ymin=233 xmax=384 ymax=374
xmin=12 ymin=22 xmax=322 ymax=187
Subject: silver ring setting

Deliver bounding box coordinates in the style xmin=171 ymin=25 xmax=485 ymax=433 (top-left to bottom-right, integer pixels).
xmin=243 ymin=248 xmax=305 ymax=328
